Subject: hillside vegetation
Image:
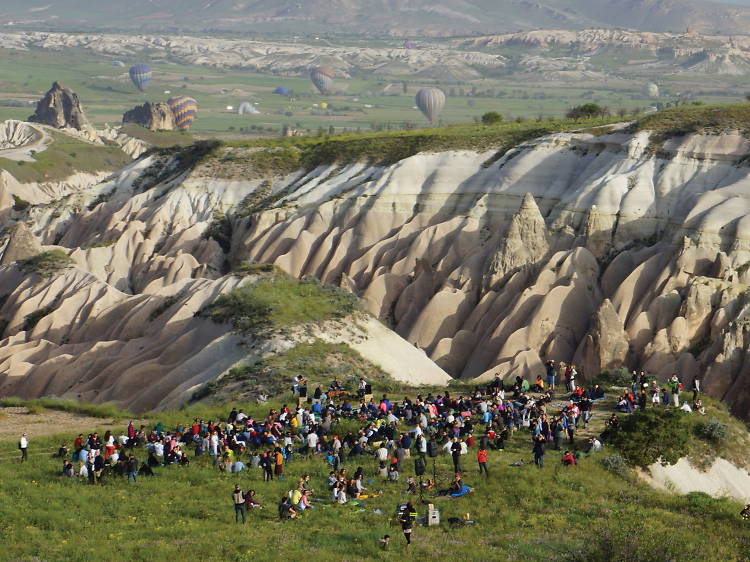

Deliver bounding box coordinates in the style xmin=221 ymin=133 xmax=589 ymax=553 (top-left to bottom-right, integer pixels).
xmin=0 ymin=131 xmax=130 ymax=183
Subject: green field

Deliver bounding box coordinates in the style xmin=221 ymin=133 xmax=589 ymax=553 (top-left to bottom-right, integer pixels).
xmin=1 ymin=45 xmax=735 ymax=138
xmin=0 ymin=390 xmax=748 ymax=561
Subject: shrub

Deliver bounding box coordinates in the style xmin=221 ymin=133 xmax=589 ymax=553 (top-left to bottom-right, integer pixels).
xmin=591 ymin=368 xmax=630 ymax=388
xmin=12 ymin=194 xmax=30 ymax=212
xmin=18 ymin=250 xmax=73 ymax=277
xmin=481 ymin=111 xmax=503 ymax=125
xmin=600 ymin=454 xmax=631 ymax=480
xmin=202 ymin=212 xmax=232 ymax=253
xmin=607 ymin=408 xmax=690 ymax=467
xmin=694 ymin=418 xmax=729 ymax=442
xmin=22 ymin=305 xmax=55 ymax=332
xmin=567 ymin=103 xmax=607 ymax=119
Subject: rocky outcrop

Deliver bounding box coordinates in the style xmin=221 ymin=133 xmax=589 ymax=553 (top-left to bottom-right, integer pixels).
xmin=5 ymin=124 xmax=750 ymax=417
xmin=29 ymin=82 xmax=92 ymax=133
xmin=0 ymin=121 xmax=42 ymax=151
xmin=575 ymin=299 xmax=630 ymax=378
xmin=0 ymin=223 xmax=42 ymax=266
xmin=122 ymin=102 xmax=175 ymax=132
xmin=485 ymin=192 xmax=549 ymax=288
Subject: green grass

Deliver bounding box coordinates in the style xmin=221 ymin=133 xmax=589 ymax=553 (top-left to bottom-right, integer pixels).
xmin=632 ymin=102 xmax=750 ymax=141
xmin=0 ymin=396 xmax=747 ymax=561
xmin=0 ymin=397 xmax=132 ymax=419
xmin=199 ymin=273 xmax=359 ymax=336
xmin=0 ymin=131 xmax=130 ymax=183
xmin=18 ymin=249 xmax=74 ymax=278
xmin=120 ymin=123 xmax=194 ymax=148
xmin=193 ymin=339 xmax=388 ymax=402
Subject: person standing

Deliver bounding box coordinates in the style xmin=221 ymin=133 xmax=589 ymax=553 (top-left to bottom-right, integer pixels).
xmin=477 ymin=447 xmax=489 ymax=475
xmin=533 ymin=434 xmax=545 ymax=469
xmin=545 ymin=360 xmax=556 ymax=391
xmin=19 ymin=433 xmax=28 ymax=463
xmin=668 ymin=374 xmax=681 ymax=407
xmin=399 ymin=502 xmax=417 ymax=548
xmin=232 ymin=484 xmax=247 ymax=524
xmin=451 ymin=438 xmax=462 ymax=473
xmin=127 ymin=455 xmax=138 ymax=483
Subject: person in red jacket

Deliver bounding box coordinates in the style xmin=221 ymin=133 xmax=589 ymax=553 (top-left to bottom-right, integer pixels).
xmin=561 ymin=451 xmax=576 ymax=466
xmin=477 ymin=447 xmax=489 ymax=475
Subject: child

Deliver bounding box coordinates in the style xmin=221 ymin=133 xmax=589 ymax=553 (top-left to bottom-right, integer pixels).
xmin=477 ymin=447 xmax=489 ymax=475
xmin=380 ymin=535 xmax=390 ymax=551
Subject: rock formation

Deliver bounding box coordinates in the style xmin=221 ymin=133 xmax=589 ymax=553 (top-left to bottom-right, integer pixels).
xmin=28 ymin=82 xmax=92 ymax=132
xmin=122 ymin=102 xmax=175 ymax=131
xmin=0 ymin=223 xmax=42 ymax=266
xmin=3 ymin=124 xmax=750 ymax=417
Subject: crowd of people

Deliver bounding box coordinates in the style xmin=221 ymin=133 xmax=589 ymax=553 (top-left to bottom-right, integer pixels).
xmin=17 ymin=362 xmax=745 ymax=548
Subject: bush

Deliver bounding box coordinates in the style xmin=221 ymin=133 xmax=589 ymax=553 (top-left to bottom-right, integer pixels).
xmin=481 ymin=111 xmax=503 ymax=125
xmin=19 ymin=250 xmax=73 ymax=277
xmin=12 ymin=194 xmax=30 ymax=212
xmin=567 ymin=103 xmax=607 ymax=119
xmin=695 ymin=418 xmax=729 ymax=442
xmin=600 ymin=454 xmax=631 ymax=480
xmin=22 ymin=306 xmax=55 ymax=332
xmin=591 ymin=368 xmax=630 ymax=388
xmin=607 ymin=408 xmax=690 ymax=467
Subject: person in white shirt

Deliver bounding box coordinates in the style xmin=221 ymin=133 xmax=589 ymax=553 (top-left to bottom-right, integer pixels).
xmin=376 ymin=445 xmax=389 ymax=463
xmin=307 ymin=431 xmax=319 ymax=455
xmin=19 ymin=433 xmax=28 ymax=462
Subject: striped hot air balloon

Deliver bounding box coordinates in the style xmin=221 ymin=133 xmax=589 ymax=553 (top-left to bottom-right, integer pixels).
xmin=167 ymin=96 xmax=198 ymax=129
xmin=128 ymin=64 xmax=152 ymax=92
xmin=310 ymin=66 xmax=335 ymax=95
xmin=415 ymin=88 xmax=446 ymax=123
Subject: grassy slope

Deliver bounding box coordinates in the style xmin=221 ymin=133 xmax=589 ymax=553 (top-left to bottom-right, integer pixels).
xmin=0 ymin=393 xmax=747 ymax=561
xmin=0 ymin=130 xmax=130 ymax=183
xmin=633 ymin=103 xmax=750 ymax=139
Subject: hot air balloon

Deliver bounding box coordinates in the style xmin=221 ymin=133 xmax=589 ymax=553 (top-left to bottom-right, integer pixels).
xmin=129 ymin=64 xmax=152 ymax=92
xmin=643 ymin=82 xmax=659 ymax=99
xmin=273 ymin=87 xmax=290 ymax=95
xmin=310 ymin=66 xmax=335 ymax=95
xmin=167 ymin=96 xmax=198 ymax=129
xmin=415 ymin=88 xmax=445 ymax=123
xmin=238 ymin=102 xmax=260 ymax=115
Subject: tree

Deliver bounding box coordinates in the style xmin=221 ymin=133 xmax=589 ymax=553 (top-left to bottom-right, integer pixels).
xmin=606 ymin=409 xmax=690 ymax=468
xmin=481 ymin=111 xmax=503 ymax=125
xmin=566 ymin=103 xmax=604 ymax=119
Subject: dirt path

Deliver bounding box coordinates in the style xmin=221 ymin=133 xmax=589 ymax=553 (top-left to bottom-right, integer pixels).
xmin=0 ymin=406 xmax=143 ymax=442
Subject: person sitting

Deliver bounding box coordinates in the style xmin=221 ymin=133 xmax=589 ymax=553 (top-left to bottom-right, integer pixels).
xmin=589 ymin=385 xmax=605 ymax=401
xmin=741 ymin=504 xmax=750 ymax=520
xmin=299 ymin=489 xmax=313 ymax=511
xmin=586 ymin=437 xmax=602 ymax=453
xmin=245 ymin=489 xmax=261 ymax=510
xmin=405 ymin=477 xmax=417 ymax=494
xmin=561 ymin=451 xmax=576 ymax=466
xmin=693 ymin=399 xmax=706 ymax=415
xmin=278 ymin=496 xmax=297 ymax=519
xmin=532 ymin=375 xmax=545 ymax=393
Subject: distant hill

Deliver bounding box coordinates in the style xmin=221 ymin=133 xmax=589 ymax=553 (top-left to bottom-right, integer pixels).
xmin=3 ymin=0 xmax=750 ymax=36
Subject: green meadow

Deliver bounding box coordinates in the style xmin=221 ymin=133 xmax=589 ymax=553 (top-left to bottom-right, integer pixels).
xmin=0 ymin=391 xmax=747 ymax=561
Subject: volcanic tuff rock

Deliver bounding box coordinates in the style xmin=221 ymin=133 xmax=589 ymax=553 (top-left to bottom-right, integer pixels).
xmin=4 ymin=123 xmax=750 ymax=417
xmin=122 ymin=102 xmax=175 ymax=132
xmin=28 ymin=82 xmax=92 ymax=134
xmin=0 ymin=223 xmax=42 ymax=266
